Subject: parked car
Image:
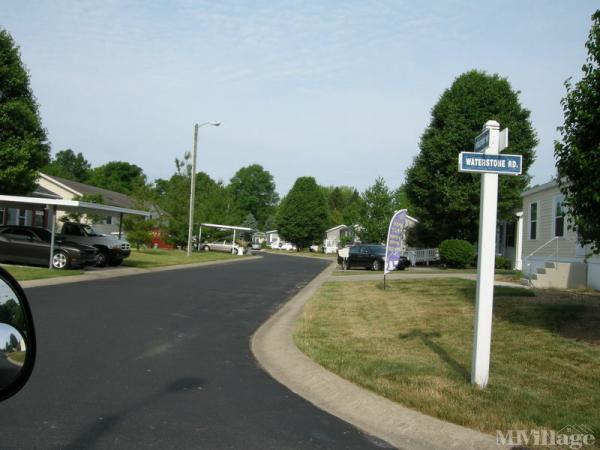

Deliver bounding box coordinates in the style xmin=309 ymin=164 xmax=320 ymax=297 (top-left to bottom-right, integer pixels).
xmin=0 ymin=226 xmax=97 ymax=269
xmin=337 ymin=244 xmax=410 ymax=271
xmin=60 ymin=222 xmax=130 ymax=267
xmin=270 ymin=241 xmax=297 ymax=251
xmin=201 ymin=240 xmax=245 ymax=255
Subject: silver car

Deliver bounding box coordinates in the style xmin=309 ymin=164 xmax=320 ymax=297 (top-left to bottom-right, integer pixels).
xmin=200 ymin=240 xmax=244 ymax=255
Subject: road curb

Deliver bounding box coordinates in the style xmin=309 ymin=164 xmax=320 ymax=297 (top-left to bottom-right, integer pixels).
xmin=20 ymin=255 xmax=262 ymax=289
xmin=251 ymin=264 xmax=508 ymax=450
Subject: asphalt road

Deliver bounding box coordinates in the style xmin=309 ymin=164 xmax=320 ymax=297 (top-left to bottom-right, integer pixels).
xmin=0 ymin=254 xmax=392 ymax=450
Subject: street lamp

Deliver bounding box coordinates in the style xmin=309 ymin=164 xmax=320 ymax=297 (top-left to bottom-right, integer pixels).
xmin=187 ymin=121 xmax=221 ymax=256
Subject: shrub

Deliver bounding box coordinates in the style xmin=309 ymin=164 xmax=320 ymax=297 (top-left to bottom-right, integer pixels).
xmin=495 ymin=256 xmax=512 ymax=270
xmin=439 ymin=239 xmax=474 ymax=268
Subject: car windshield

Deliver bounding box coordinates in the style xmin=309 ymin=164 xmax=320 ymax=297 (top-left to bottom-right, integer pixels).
xmin=82 ymin=224 xmax=100 ymax=236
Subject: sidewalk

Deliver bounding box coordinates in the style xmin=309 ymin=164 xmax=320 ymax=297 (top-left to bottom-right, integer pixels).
xmin=252 ymin=264 xmax=510 ymax=450
xmin=20 ymin=255 xmax=261 ymax=289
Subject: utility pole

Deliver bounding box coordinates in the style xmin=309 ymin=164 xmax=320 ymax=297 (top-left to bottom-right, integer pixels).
xmin=187 ymin=124 xmax=199 ymax=257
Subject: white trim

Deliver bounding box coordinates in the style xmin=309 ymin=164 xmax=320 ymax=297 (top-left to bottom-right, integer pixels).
xmin=325 ymin=224 xmax=348 ymax=233
xmin=521 ymin=179 xmax=558 ymax=198
xmin=0 ymin=195 xmax=149 ymax=217
xmin=38 ymin=173 xmax=82 ymax=197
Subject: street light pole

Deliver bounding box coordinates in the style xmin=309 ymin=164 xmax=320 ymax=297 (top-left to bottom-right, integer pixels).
xmin=187 ymin=121 xmax=220 ymax=257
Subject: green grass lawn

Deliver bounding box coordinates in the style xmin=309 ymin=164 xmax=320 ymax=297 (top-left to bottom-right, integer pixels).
xmin=122 ymin=248 xmax=239 ymax=269
xmin=1 ymin=264 xmax=83 ymax=281
xmin=295 ymin=278 xmax=600 ymax=439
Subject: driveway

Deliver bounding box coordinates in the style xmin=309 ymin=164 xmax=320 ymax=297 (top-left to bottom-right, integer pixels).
xmin=0 ymin=254 xmax=391 ymax=449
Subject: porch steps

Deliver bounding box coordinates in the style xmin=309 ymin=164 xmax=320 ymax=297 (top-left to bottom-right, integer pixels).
xmin=526 ymin=262 xmax=587 ymax=289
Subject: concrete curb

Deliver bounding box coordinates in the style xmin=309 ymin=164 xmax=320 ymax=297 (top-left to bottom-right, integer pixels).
xmin=251 ymin=264 xmax=508 ymax=450
xmin=20 ymin=255 xmax=262 ymax=289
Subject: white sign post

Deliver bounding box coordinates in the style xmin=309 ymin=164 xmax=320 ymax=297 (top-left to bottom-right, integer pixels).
xmin=459 ymin=119 xmax=521 ymax=389
xmin=471 ymin=120 xmax=500 ymax=389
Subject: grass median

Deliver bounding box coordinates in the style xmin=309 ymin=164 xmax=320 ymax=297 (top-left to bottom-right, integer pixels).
xmin=122 ymin=248 xmax=239 ymax=269
xmin=294 ymin=278 xmax=600 ymax=438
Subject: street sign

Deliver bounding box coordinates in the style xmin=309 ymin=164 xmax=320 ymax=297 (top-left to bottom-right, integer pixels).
xmin=474 ymin=128 xmax=490 ymax=152
xmin=499 ymin=128 xmax=509 ymax=151
xmin=458 ymin=152 xmax=522 ymax=175
xmin=460 ymin=121 xmax=522 ymax=389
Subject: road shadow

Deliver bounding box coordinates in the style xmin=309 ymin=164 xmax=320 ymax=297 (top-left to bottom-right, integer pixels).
xmin=62 ymin=377 xmax=207 ymax=450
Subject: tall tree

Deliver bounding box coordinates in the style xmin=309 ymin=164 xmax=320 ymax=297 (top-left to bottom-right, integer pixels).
xmin=88 ymin=161 xmax=146 ymax=194
xmin=405 ymin=70 xmax=537 ymax=246
xmin=357 ymin=177 xmax=396 ymax=244
xmin=322 ymin=185 xmax=363 ymax=226
xmin=555 ymin=10 xmax=600 ymax=253
xmin=0 ymin=28 xmax=50 ymax=194
xmin=276 ymin=177 xmax=330 ymax=249
xmin=43 ymin=149 xmax=91 ymax=182
xmin=240 ymin=212 xmax=258 ymax=241
xmin=228 ymin=164 xmax=279 ymax=226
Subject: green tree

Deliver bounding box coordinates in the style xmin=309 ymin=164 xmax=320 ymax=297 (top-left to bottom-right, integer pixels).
xmin=392 ymin=185 xmax=413 ymax=212
xmin=43 ymin=149 xmax=91 ymax=182
xmin=405 ymin=70 xmax=537 ymax=246
xmin=88 ymin=161 xmax=146 ymax=194
xmin=276 ymin=177 xmax=331 ymax=249
xmin=0 ymin=28 xmax=50 ymax=194
xmin=357 ymin=177 xmax=396 ymax=244
xmin=322 ymin=185 xmax=363 ymax=226
xmin=240 ymin=212 xmax=258 ymax=241
xmin=555 ymin=10 xmax=600 ymax=253
xmin=155 ymin=155 xmax=236 ymax=246
xmin=228 ymin=164 xmax=279 ymax=226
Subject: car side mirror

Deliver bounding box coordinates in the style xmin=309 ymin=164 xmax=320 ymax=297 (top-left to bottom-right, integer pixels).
xmin=0 ymin=266 xmax=36 ymax=401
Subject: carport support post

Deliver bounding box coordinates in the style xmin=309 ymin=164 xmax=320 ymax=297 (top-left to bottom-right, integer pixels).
xmin=118 ymin=212 xmax=123 ymax=239
xmin=232 ymin=229 xmax=236 ymax=254
xmin=198 ymin=226 xmax=202 ymax=248
xmin=471 ymin=120 xmax=500 ymax=389
xmin=48 ymin=205 xmax=57 ymax=269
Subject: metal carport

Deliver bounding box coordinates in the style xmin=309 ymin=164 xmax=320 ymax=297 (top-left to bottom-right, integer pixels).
xmin=0 ymin=195 xmax=150 ymax=269
xmin=198 ymin=223 xmax=254 ymax=254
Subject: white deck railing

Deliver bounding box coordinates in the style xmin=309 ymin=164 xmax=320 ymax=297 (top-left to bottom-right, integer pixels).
xmin=402 ymin=248 xmax=439 ymax=266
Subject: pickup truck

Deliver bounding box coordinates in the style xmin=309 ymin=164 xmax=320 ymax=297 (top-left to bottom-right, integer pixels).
xmin=59 ymin=222 xmax=131 ymax=267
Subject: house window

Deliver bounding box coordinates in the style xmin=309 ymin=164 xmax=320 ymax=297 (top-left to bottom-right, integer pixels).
xmin=33 ymin=211 xmax=44 ymax=227
xmin=18 ymin=209 xmax=27 ymax=226
xmin=554 ymin=195 xmax=565 ymax=237
xmin=529 ymin=202 xmax=538 ymax=240
xmin=506 ymin=222 xmax=515 ymax=247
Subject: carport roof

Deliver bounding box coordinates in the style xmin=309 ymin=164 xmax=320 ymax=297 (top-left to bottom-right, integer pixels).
xmin=200 ymin=223 xmax=253 ymax=231
xmin=0 ymin=195 xmax=150 ymax=217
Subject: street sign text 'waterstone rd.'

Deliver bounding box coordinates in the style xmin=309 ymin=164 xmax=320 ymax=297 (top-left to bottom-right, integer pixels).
xmin=458 ymin=152 xmax=522 ymax=175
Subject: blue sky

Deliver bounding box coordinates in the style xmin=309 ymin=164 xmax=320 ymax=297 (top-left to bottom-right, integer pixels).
xmin=1 ymin=1 xmax=597 ymax=195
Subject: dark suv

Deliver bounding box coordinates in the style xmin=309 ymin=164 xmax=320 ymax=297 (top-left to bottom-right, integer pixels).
xmin=337 ymin=244 xmax=410 ymax=271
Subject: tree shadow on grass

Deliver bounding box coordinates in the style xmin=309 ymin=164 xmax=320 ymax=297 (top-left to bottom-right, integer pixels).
xmin=398 ymin=329 xmax=470 ymax=381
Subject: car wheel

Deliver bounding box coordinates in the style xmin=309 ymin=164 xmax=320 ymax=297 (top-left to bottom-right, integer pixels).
xmin=342 ymin=260 xmax=350 ymax=270
xmin=96 ymin=249 xmax=109 ymax=267
xmin=371 ymin=259 xmax=382 ymax=271
xmin=232 ymin=248 xmax=238 ymax=255
xmin=202 ymin=245 xmax=210 ymax=252
xmin=52 ymin=251 xmax=70 ymax=270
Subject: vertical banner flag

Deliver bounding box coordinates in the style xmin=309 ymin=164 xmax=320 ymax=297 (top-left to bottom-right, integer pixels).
xmin=384 ymin=209 xmax=407 ymax=274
